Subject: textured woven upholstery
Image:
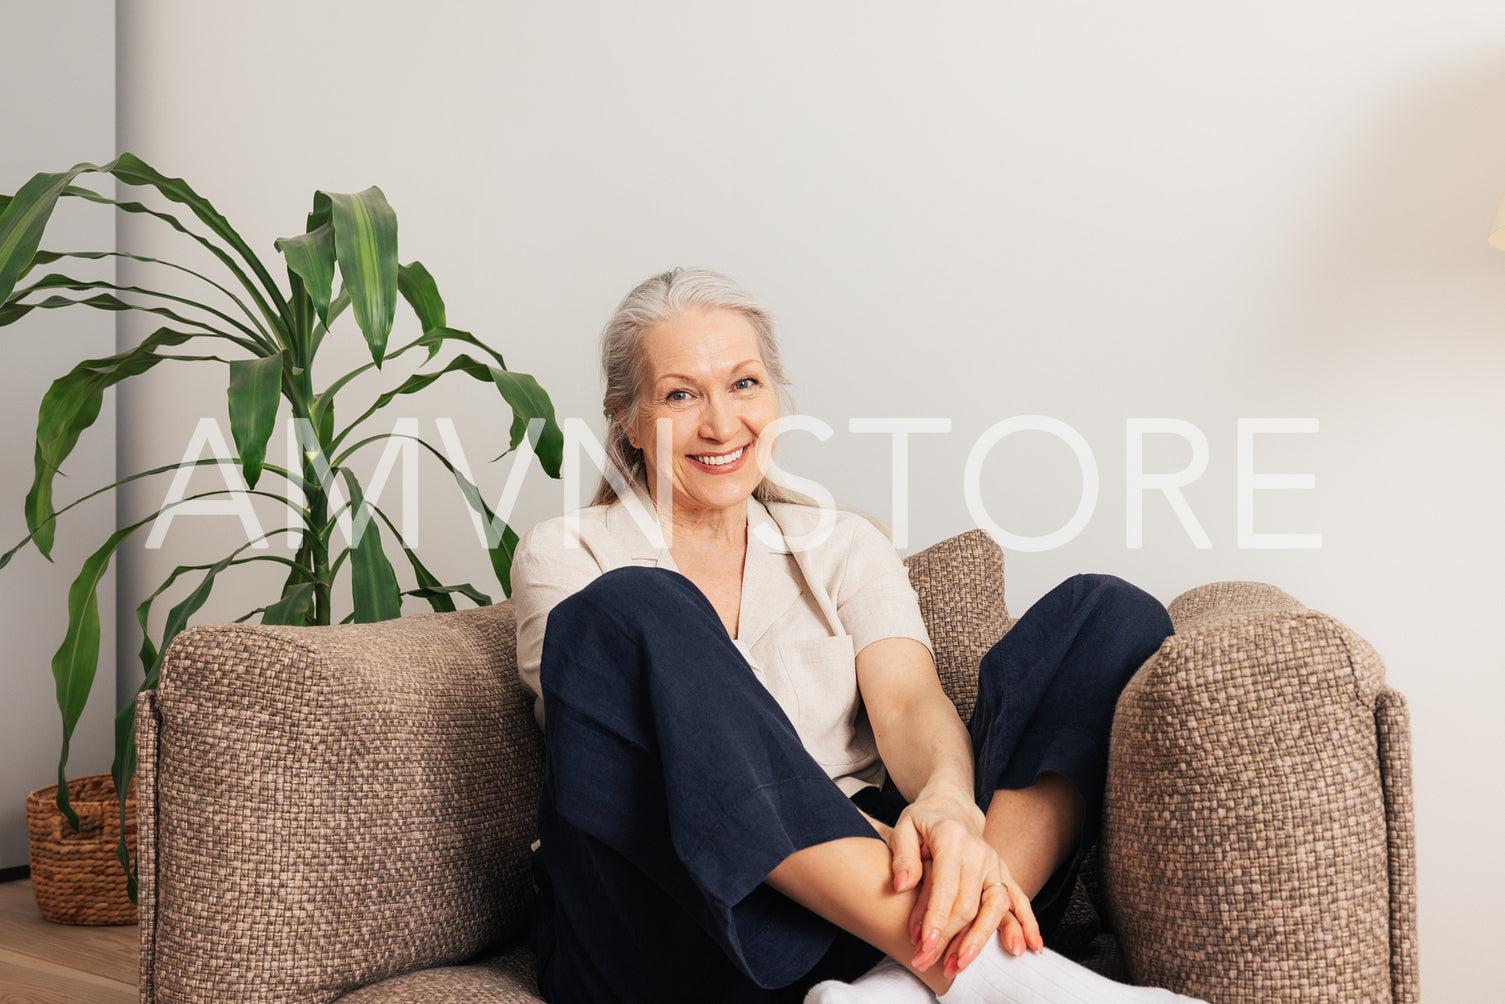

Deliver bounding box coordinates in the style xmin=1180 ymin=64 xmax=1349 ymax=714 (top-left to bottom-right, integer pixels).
xmin=1102 ymin=582 xmax=1420 ymax=1003
xmin=135 ymin=534 xmax=1417 ymax=1003
xmin=137 ymin=606 xmax=542 ymax=1003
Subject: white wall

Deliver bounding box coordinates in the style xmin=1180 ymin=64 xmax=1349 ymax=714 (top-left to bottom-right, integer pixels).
xmin=0 ymin=0 xmax=117 ymax=870
xmin=78 ymin=0 xmax=1505 ymax=997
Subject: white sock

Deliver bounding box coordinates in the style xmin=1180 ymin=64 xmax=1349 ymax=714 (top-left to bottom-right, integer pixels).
xmin=938 ymin=935 xmax=1207 ymax=1004
xmin=804 ymin=957 xmax=936 ymax=1004
xmin=802 ymin=937 xmax=1209 ymax=1004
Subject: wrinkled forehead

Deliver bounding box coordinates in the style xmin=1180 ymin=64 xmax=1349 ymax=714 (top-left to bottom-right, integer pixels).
xmin=639 ymin=308 xmax=766 ymax=387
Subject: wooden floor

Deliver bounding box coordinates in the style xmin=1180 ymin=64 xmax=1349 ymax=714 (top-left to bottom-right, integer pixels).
xmin=0 ymin=878 xmax=137 ymax=1003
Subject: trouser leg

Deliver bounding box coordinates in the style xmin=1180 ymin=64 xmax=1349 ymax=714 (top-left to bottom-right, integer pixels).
xmin=533 ymin=566 xmax=881 ymax=1004
xmin=969 ymin=573 xmax=1175 ymax=935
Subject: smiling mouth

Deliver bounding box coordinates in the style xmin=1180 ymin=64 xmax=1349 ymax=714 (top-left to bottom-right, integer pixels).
xmin=688 ymin=445 xmax=746 ymax=466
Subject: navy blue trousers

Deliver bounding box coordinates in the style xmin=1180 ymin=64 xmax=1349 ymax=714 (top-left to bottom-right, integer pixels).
xmin=532 ymin=567 xmax=1173 ymax=1004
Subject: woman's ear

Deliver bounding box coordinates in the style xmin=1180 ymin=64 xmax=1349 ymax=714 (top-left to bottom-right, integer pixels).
xmin=613 ymin=407 xmax=641 ymax=450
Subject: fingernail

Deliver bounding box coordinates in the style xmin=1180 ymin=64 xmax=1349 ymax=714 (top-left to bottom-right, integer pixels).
xmin=1010 ymin=933 xmax=1024 ymax=956
xmin=923 ymin=929 xmax=941 ymax=953
xmin=944 ymin=955 xmax=960 ymax=979
xmin=894 ymin=870 xmax=908 ymax=892
xmin=909 ymin=921 xmax=919 ymax=945
xmin=911 ymin=951 xmax=930 ymax=972
xmin=960 ymin=945 xmax=979 ymax=967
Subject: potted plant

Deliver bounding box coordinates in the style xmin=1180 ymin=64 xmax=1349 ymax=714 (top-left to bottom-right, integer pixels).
xmin=0 ymin=154 xmax=564 ymax=917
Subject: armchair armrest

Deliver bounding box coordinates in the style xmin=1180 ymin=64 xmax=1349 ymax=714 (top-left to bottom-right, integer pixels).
xmin=1101 ymin=581 xmax=1418 ymax=1003
xmin=135 ymin=603 xmax=540 ymax=1004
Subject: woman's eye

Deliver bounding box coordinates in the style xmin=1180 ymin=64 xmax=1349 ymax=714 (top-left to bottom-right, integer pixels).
xmin=666 ymin=389 xmax=691 ymax=403
xmin=733 ymin=377 xmax=759 ymax=391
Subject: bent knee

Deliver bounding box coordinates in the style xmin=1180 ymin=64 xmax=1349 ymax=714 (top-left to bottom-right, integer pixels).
xmin=546 ymin=565 xmax=725 ymax=666
xmin=1067 ymin=573 xmax=1174 ymax=660
xmin=557 ymin=566 xmax=708 ymax=622
xmin=1071 ymin=573 xmax=1169 ymax=619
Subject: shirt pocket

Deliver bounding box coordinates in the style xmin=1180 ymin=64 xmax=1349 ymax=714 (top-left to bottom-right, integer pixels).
xmin=777 ymin=635 xmax=864 ymax=768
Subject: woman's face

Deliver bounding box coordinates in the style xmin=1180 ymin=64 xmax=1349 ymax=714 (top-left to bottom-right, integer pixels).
xmin=626 ymin=308 xmax=779 ymax=520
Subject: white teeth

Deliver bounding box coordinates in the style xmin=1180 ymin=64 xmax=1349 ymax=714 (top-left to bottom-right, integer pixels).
xmin=692 ymin=446 xmax=745 ymax=466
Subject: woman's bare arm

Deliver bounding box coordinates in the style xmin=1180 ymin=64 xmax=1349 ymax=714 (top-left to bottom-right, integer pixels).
xmin=857 ymin=637 xmax=1041 ymax=975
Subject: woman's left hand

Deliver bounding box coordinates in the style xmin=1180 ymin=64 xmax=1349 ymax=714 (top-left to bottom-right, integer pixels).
xmin=888 ymin=789 xmax=1041 ymax=976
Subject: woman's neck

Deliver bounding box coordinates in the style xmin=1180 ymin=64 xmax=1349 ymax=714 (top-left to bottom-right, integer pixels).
xmin=653 ymin=493 xmax=748 ymax=552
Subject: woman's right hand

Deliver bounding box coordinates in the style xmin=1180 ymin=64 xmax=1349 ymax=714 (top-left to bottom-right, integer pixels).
xmin=888 ymin=790 xmax=1042 ymax=975
xmin=906 ymin=855 xmax=1040 ymax=979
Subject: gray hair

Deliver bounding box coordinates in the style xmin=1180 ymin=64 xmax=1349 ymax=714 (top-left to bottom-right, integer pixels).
xmin=591 ymin=266 xmax=809 ymax=507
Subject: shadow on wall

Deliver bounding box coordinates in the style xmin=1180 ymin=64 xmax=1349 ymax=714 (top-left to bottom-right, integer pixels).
xmin=1284 ymin=50 xmax=1505 ymax=367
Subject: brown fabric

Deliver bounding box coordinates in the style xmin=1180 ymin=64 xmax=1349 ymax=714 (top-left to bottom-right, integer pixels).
xmin=334 ymin=943 xmax=540 ymax=1003
xmin=1376 ymin=688 xmax=1419 ymax=1004
xmin=146 ymin=604 xmax=540 ymax=1004
xmin=1103 ymin=585 xmax=1403 ymax=1002
xmin=1164 ymin=579 xmax=1303 ymax=629
xmin=902 ymin=528 xmax=1012 ymax=722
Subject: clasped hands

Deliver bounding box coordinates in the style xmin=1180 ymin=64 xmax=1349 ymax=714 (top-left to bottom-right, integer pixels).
xmin=884 ymin=790 xmax=1043 ymax=980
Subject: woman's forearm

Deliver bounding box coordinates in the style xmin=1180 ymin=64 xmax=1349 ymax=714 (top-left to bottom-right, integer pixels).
xmin=876 ymin=688 xmax=976 ymax=807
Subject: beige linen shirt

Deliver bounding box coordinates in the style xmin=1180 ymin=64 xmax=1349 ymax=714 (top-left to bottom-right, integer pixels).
xmin=511 ymin=486 xmax=934 ymax=795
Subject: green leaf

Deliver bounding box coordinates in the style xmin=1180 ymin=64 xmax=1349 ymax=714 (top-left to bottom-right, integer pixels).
xmin=112 ymin=695 xmax=140 ymax=902
xmin=491 ymin=369 xmax=564 ymax=478
xmin=1 ymin=289 xmax=261 ymax=358
xmin=313 ymin=325 xmax=504 ymax=439
xmin=43 ymin=488 xmax=259 ymax=824
xmin=6 ymin=271 xmax=263 ymax=349
xmin=26 ymin=327 xmax=197 ymax=558
xmin=50 ymin=523 xmax=121 ymax=830
xmin=397 ymin=261 xmax=445 ymax=359
xmin=368 ymin=504 xmax=491 ymax=612
xmin=60 ymin=186 xmax=279 ymax=344
xmin=261 ymin=581 xmax=317 ymax=625
xmin=3 ymin=456 xmax=307 ymax=574
xmin=275 ymin=223 xmax=335 ymax=328
xmin=306 ymin=285 xmax=350 ymax=366
xmin=131 ymin=533 xmax=305 ymax=697
xmin=322 ymin=187 xmax=398 ymax=366
xmin=329 ymin=352 xmax=494 ymax=456
xmin=227 ymin=352 xmax=283 ymax=489
xmin=337 ymin=469 xmax=402 ymax=622
xmin=417 ymin=325 xmax=506 ymax=369
xmin=406 ymin=583 xmax=494 ymax=607
xmin=334 ymin=430 xmax=521 ymax=594
xmin=261 ymin=538 xmax=321 ymax=627
xmin=106 ymin=154 xmax=292 ymax=333
xmin=0 ymin=160 xmax=120 ymax=304
xmin=21 ymin=247 xmax=271 ymax=344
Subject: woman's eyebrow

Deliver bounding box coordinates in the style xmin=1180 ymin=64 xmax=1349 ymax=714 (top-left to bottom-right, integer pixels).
xmin=652 ymin=360 xmax=764 ymax=386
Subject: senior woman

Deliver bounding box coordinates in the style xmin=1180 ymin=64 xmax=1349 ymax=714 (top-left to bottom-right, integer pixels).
xmin=511 ymin=268 xmax=1202 ymax=1004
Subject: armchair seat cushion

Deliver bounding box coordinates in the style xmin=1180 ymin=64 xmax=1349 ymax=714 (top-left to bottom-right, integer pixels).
xmin=334 ymin=943 xmax=539 ymax=1003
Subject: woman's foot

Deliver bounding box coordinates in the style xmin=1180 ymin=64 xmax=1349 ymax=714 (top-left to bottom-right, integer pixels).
xmin=805 ymin=957 xmax=935 ymax=1003
xmin=804 ymin=937 xmax=1210 ymax=1004
xmin=939 ymin=936 xmax=1206 ymax=1003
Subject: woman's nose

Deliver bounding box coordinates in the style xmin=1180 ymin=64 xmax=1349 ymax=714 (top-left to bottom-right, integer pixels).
xmin=699 ymin=394 xmax=738 ymax=441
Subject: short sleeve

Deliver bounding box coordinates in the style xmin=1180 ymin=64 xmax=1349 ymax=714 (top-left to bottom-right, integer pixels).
xmin=510 ymin=519 xmax=603 ymax=727
xmin=834 ymin=516 xmax=933 ymax=658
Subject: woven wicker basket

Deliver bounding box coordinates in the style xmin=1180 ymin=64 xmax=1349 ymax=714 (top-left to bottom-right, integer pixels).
xmin=26 ymin=773 xmax=138 ymax=925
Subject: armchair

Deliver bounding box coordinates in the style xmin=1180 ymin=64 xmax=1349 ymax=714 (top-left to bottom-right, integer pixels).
xmin=133 ymin=529 xmax=1417 ymax=1003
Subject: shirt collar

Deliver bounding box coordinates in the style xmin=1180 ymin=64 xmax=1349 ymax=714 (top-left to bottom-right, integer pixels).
xmin=600 ymin=484 xmax=794 ymax=571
